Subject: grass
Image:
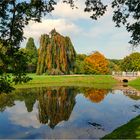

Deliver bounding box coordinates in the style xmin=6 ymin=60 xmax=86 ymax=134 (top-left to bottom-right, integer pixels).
xmin=129 ymin=77 xmax=140 ymax=90
xmin=13 ymin=74 xmax=117 ymax=89
xmin=102 ymin=115 xmax=140 ymax=139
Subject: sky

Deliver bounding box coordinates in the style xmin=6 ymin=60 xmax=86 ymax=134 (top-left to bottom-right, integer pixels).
xmin=22 ymin=0 xmax=140 ymax=59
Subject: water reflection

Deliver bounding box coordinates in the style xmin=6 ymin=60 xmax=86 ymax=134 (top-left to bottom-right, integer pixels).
xmin=0 ymin=86 xmax=139 ymax=139
xmin=84 ymin=88 xmax=109 ymax=103
xmin=37 ymin=87 xmax=76 ymax=128
xmin=0 ymin=87 xmax=78 ymax=129
xmin=0 ymin=87 xmax=111 ymax=116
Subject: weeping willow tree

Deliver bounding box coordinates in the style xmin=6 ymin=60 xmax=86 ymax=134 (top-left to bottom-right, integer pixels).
xmin=36 ymin=29 xmax=76 ymax=75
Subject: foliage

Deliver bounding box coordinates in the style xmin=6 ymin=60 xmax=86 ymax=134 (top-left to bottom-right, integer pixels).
xmin=84 ymin=51 xmax=109 ymax=74
xmin=21 ymin=37 xmax=38 ymax=72
xmin=0 ymin=0 xmax=56 ymax=47
xmin=108 ymin=61 xmax=120 ymax=73
xmin=108 ymin=59 xmax=121 ymax=73
xmin=1 ymin=0 xmax=139 ymax=93
xmin=26 ymin=37 xmax=38 ymax=65
xmin=10 ymin=50 xmax=32 ymax=84
xmin=0 ymin=74 xmax=14 ymax=94
xmin=74 ymin=54 xmax=87 ymax=74
xmin=36 ymin=29 xmax=76 ymax=75
xmin=0 ymin=0 xmax=56 ymax=93
xmin=0 ymin=43 xmax=32 ymax=93
xmin=109 ymin=59 xmax=122 ymax=66
xmin=0 ymin=0 xmax=139 ymax=48
xmin=102 ymin=115 xmax=140 ymax=139
xmin=121 ymin=52 xmax=140 ymax=72
xmin=0 ymin=43 xmax=7 ymax=74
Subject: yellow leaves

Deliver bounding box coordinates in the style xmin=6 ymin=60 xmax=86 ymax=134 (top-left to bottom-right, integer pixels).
xmin=84 ymin=88 xmax=108 ymax=103
xmin=84 ymin=51 xmax=109 ymax=74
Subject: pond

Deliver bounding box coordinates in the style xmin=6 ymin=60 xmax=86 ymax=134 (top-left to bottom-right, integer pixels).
xmin=0 ymin=86 xmax=140 ymax=139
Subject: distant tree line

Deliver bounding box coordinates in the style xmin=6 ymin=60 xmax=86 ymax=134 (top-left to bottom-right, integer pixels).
xmin=1 ymin=32 xmax=140 ymax=94
xmin=22 ymin=36 xmax=140 ymax=75
xmin=0 ymin=0 xmax=140 ymax=94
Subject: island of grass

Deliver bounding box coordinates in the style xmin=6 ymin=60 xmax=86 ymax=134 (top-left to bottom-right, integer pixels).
xmin=13 ymin=74 xmax=117 ymax=89
xmin=102 ymin=115 xmax=140 ymax=139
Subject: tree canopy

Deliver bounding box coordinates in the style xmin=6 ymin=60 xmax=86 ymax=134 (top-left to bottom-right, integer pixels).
xmin=25 ymin=37 xmax=38 ymax=72
xmin=0 ymin=0 xmax=140 ymax=48
xmin=74 ymin=54 xmax=87 ymax=74
xmin=121 ymin=52 xmax=140 ymax=72
xmin=36 ymin=29 xmax=76 ymax=75
xmin=84 ymin=51 xmax=109 ymax=74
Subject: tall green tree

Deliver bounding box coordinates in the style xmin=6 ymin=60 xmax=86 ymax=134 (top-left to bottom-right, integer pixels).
xmin=121 ymin=52 xmax=140 ymax=72
xmin=25 ymin=37 xmax=38 ymax=72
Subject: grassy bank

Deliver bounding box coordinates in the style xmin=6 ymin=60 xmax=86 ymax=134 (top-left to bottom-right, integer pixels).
xmin=102 ymin=115 xmax=140 ymax=139
xmin=13 ymin=74 xmax=117 ymax=89
xmin=129 ymin=77 xmax=140 ymax=90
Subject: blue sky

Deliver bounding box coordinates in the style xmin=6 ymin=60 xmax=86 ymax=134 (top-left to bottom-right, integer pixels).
xmin=22 ymin=0 xmax=140 ymax=59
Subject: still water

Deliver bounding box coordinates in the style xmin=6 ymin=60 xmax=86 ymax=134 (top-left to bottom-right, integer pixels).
xmin=0 ymin=86 xmax=140 ymax=139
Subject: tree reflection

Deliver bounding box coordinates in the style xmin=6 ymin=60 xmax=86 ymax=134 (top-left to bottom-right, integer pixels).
xmin=0 ymin=87 xmax=77 ymax=128
xmin=84 ymin=88 xmax=109 ymax=103
xmin=37 ymin=87 xmax=77 ymax=128
xmin=123 ymin=90 xmax=140 ymax=100
xmin=0 ymin=94 xmax=15 ymax=112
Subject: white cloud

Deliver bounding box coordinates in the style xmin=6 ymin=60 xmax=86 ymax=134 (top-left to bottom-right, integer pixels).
xmin=52 ymin=1 xmax=113 ymax=21
xmin=52 ymin=0 xmax=90 ymax=20
xmin=24 ymin=18 xmax=80 ymax=41
xmin=6 ymin=101 xmax=41 ymax=128
xmin=21 ymin=1 xmax=138 ymax=59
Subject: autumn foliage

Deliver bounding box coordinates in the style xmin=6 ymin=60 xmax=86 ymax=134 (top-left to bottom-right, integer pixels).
xmin=84 ymin=51 xmax=109 ymax=74
xmin=84 ymin=88 xmax=109 ymax=103
xmin=38 ymin=87 xmax=76 ymax=128
xmin=36 ymin=29 xmax=76 ymax=75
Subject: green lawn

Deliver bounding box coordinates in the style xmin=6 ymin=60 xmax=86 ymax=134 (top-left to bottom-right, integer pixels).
xmin=13 ymin=74 xmax=117 ymax=89
xmin=102 ymin=115 xmax=140 ymax=139
xmin=11 ymin=74 xmax=140 ymax=89
xmin=129 ymin=77 xmax=140 ymax=90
